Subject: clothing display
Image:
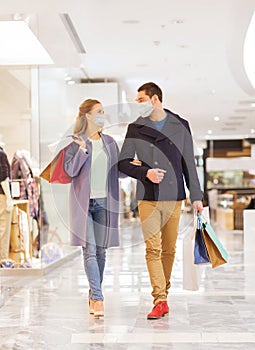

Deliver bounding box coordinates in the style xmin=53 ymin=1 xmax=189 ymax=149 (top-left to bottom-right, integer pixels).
xmin=245 ymin=197 xmax=255 ymax=209
xmin=11 ymin=150 xmax=39 ymax=221
xmin=9 ymin=205 xmax=30 ymax=263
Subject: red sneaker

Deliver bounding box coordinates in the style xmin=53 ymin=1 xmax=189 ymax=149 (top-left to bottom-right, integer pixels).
xmin=147 ymin=301 xmax=169 ymax=319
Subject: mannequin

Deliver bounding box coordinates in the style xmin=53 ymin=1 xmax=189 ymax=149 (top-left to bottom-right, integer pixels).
xmin=0 ymin=144 xmax=13 ymax=260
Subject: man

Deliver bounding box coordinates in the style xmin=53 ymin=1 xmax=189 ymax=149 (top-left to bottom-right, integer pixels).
xmin=118 ymin=82 xmax=203 ymax=319
xmin=0 ymin=144 xmax=13 ymax=261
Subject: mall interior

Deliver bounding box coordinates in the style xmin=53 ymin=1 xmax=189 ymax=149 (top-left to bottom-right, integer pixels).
xmin=1 ymin=1 xmax=255 ymax=349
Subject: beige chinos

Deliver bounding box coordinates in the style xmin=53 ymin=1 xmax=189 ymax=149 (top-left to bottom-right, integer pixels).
xmin=138 ymin=200 xmax=182 ymax=305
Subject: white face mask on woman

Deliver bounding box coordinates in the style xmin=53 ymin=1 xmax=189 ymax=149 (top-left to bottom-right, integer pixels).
xmin=137 ymin=100 xmax=153 ymax=118
xmin=93 ymin=115 xmax=105 ymax=127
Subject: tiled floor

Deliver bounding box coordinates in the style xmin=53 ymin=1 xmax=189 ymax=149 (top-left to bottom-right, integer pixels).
xmin=0 ymin=214 xmax=255 ymax=349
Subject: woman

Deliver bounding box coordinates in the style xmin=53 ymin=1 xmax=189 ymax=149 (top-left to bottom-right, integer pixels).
xmin=64 ymin=99 xmax=121 ymax=318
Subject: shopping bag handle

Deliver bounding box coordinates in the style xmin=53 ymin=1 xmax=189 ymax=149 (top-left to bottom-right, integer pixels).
xmin=197 ymin=213 xmax=208 ymax=225
xmin=196 ymin=215 xmax=203 ymax=229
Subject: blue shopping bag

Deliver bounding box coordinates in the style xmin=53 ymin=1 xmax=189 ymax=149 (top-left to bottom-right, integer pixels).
xmin=194 ymin=216 xmax=210 ymax=264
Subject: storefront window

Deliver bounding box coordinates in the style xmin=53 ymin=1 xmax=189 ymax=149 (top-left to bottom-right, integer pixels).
xmin=0 ymin=68 xmax=43 ymax=269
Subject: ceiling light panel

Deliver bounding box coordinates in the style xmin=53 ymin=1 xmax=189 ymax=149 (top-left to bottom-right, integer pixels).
xmin=0 ymin=21 xmax=53 ymax=65
xmin=60 ymin=14 xmax=86 ymax=54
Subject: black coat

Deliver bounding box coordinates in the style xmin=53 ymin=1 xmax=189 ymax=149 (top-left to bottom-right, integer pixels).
xmin=0 ymin=148 xmax=11 ymax=195
xmin=118 ymin=109 xmax=203 ymax=202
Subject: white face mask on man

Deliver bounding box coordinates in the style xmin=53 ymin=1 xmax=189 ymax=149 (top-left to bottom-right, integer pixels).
xmin=137 ymin=100 xmax=153 ymax=118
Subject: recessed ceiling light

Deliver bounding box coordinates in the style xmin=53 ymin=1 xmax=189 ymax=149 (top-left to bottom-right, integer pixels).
xmin=122 ymin=20 xmax=140 ymax=24
xmin=207 ymin=130 xmax=212 ymax=134
xmin=64 ymin=76 xmax=72 ymax=81
xmin=136 ymin=63 xmax=148 ymax=67
xmin=228 ymin=116 xmax=247 ymax=120
xmin=251 ymin=128 xmax=255 ymax=134
xmin=238 ymin=100 xmax=255 ymax=104
xmin=225 ymin=122 xmax=242 ymax=126
xmin=171 ymin=19 xmax=185 ymax=24
xmin=250 ymin=103 xmax=255 ymax=107
xmin=221 ymin=127 xmax=236 ymax=131
xmin=214 ymin=116 xmax=220 ymax=121
xmin=235 ymin=109 xmax=253 ymax=113
xmin=67 ymin=80 xmax=75 ymax=85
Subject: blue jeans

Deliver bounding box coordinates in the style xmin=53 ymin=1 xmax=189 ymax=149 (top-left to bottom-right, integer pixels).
xmin=82 ymin=198 xmax=107 ymax=301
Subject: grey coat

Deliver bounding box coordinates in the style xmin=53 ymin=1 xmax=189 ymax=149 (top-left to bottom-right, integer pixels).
xmin=64 ymin=133 xmax=120 ymax=248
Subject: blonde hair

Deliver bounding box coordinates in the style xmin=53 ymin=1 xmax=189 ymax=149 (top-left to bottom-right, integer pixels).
xmin=73 ymin=99 xmax=101 ymax=135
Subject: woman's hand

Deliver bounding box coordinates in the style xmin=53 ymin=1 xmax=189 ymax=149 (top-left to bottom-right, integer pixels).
xmin=72 ymin=135 xmax=86 ymax=149
xmin=130 ymin=159 xmax=142 ymax=166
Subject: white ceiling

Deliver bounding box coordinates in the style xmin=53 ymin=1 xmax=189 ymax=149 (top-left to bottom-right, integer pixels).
xmin=1 ymin=0 xmax=255 ymax=141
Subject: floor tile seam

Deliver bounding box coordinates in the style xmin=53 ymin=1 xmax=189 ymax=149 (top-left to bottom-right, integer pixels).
xmin=71 ymin=331 xmax=255 ymax=344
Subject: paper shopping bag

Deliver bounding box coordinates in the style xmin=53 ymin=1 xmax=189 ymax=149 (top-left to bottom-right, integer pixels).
xmin=183 ymin=220 xmax=201 ymax=290
xmin=183 ymin=207 xmax=210 ymax=290
xmin=198 ymin=214 xmax=228 ymax=268
xmin=40 ymin=147 xmax=71 ymax=184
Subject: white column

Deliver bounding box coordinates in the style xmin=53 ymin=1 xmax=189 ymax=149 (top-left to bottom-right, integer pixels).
xmin=30 ymin=68 xmax=40 ymax=163
xmin=251 ymin=144 xmax=255 ymax=158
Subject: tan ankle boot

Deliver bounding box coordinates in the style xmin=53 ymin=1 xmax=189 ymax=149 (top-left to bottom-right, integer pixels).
xmin=94 ymin=300 xmax=104 ymax=318
xmin=89 ymin=299 xmax=95 ymax=314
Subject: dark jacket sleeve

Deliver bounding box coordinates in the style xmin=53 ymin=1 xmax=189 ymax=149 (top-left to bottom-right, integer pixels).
xmin=118 ymin=124 xmax=150 ymax=182
xmin=181 ymin=120 xmax=203 ymax=202
xmin=0 ymin=152 xmax=10 ymax=182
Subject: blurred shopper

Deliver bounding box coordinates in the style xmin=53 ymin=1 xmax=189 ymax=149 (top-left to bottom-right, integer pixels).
xmin=0 ymin=144 xmax=13 ymax=261
xmin=119 ymin=82 xmax=203 ymax=319
xmin=64 ymin=99 xmax=120 ymax=318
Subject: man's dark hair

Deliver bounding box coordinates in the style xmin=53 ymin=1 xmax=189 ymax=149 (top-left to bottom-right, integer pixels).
xmin=137 ymin=82 xmax=163 ymax=102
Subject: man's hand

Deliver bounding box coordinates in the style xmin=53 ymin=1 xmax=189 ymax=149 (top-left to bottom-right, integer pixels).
xmin=146 ymin=168 xmax=166 ymax=184
xmin=192 ymin=200 xmax=203 ymax=215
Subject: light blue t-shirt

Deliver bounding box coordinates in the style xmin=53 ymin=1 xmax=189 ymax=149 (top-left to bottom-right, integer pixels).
xmin=151 ymin=114 xmax=168 ymax=131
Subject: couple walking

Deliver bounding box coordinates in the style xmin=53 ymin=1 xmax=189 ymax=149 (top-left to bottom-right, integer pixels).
xmin=63 ymin=82 xmax=203 ymax=319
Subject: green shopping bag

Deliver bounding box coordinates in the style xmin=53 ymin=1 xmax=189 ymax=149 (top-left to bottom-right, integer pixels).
xmin=197 ymin=214 xmax=228 ymax=268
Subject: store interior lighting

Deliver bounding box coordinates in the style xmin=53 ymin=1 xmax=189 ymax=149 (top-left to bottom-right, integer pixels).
xmin=0 ymin=21 xmax=54 ymax=66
